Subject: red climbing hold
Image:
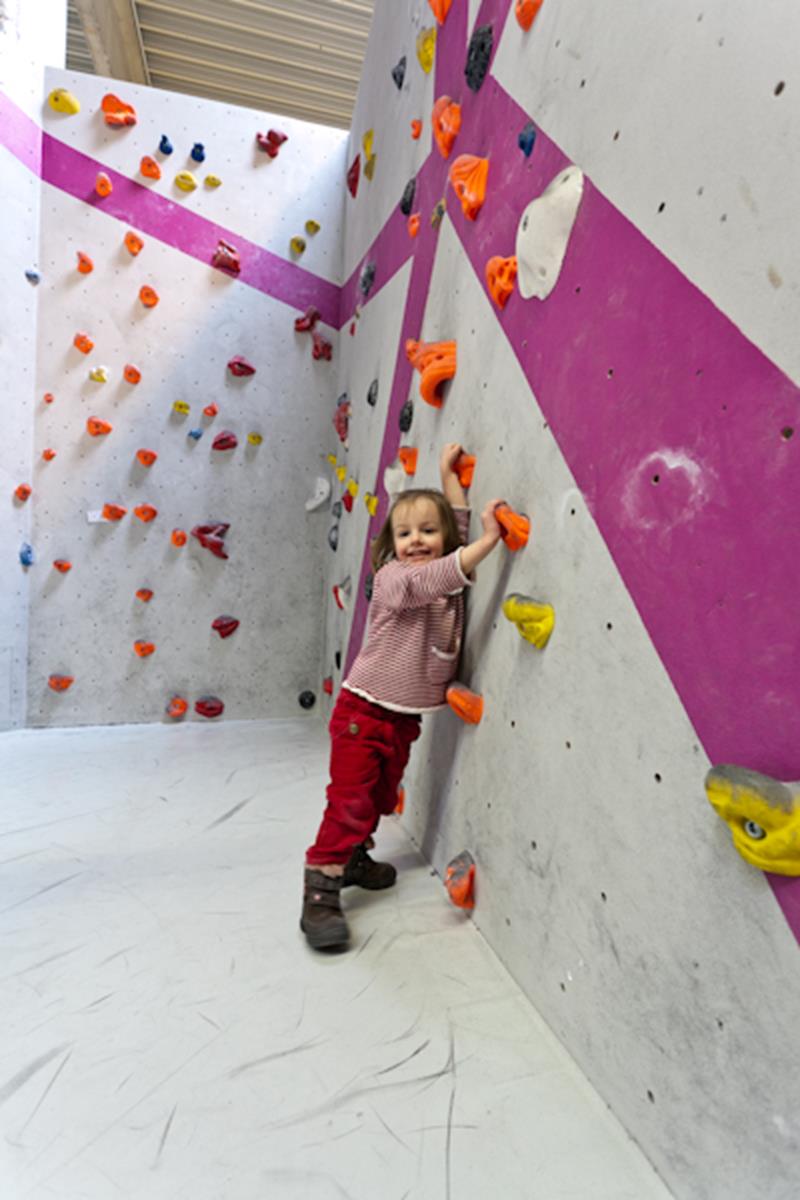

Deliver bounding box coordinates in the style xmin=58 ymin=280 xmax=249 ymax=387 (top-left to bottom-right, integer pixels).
xmin=256 ymin=129 xmax=288 ymax=157
xmin=191 ymin=523 xmax=229 ymax=559
xmin=203 ymin=403 xmax=219 ymax=418
xmin=323 ymin=676 xmax=334 ymax=695
xmin=166 ymin=696 xmax=188 ymax=719
xmin=211 ymin=615 xmax=239 ymax=638
xmin=14 ymin=483 xmax=31 ymax=502
xmin=347 ymin=154 xmax=361 ymax=198
xmin=411 ymin=119 xmax=423 ymax=139
xmin=312 ymin=331 xmax=333 ymax=361
xmin=43 ymin=392 xmax=55 ymax=404
xmin=294 ymin=306 xmax=320 ymax=332
xmin=212 ymin=239 xmax=241 ymax=274
xmin=42 ymin=449 xmax=56 ymax=461
xmin=136 ymin=588 xmax=154 ymax=602
xmin=133 ymin=503 xmax=158 ymax=523
xmin=227 ymin=356 xmax=255 ymax=377
xmin=195 ymin=696 xmax=224 ymax=719
xmin=212 ymin=430 xmax=238 ymax=451
xmin=48 ymin=674 xmax=75 ymax=692
xmin=342 ymin=492 xmax=354 ymax=513
xmin=445 ymin=850 xmax=476 ymax=909
xmin=53 ymin=559 xmax=72 ymax=573
xmin=136 ymin=449 xmax=158 ymax=467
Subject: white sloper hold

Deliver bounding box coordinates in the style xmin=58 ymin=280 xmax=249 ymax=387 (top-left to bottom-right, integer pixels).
xmin=515 ymin=165 xmax=584 ymax=300
xmin=383 ymin=460 xmax=407 ymax=501
xmin=305 ymin=476 xmax=331 ymax=512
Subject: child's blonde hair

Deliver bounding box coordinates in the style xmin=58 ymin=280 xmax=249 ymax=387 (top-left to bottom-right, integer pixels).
xmin=370 ymin=488 xmax=461 ymax=572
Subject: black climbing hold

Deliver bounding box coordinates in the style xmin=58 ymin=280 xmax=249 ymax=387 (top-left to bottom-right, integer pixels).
xmin=331 ymin=500 xmax=343 ymax=519
xmin=391 ymin=56 xmax=406 ymax=89
xmin=335 ymin=651 xmax=342 ymax=670
xmin=465 ymin=24 xmax=493 ymax=92
xmin=365 ymin=573 xmax=374 ymax=602
xmin=328 ymin=525 xmax=339 ymax=551
xmin=399 ymin=399 xmax=414 ymax=433
xmin=298 ymin=690 xmax=316 ymax=710
xmin=399 ymin=176 xmax=417 ymax=216
xmin=367 ymin=379 xmax=379 ymax=407
xmin=359 ymin=260 xmax=376 ymax=297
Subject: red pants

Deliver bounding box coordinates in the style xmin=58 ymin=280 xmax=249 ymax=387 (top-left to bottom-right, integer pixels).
xmin=306 ymin=689 xmax=421 ymax=866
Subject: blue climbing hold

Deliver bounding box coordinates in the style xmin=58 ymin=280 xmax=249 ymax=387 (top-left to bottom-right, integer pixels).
xmin=25 ymin=268 xmax=41 ymax=285
xmin=191 ymin=142 xmax=205 ymax=163
xmin=518 ymin=121 xmax=537 ymax=157
xmin=159 ymin=134 xmax=173 ymax=154
xmin=19 ymin=542 xmax=34 ymax=566
xmin=188 ymin=428 xmax=204 ymax=440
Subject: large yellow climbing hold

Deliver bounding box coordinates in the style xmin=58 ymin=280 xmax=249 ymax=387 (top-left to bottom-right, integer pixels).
xmin=48 ymin=88 xmax=81 ymax=115
xmin=705 ymin=765 xmax=800 ymax=876
xmin=346 ymin=478 xmax=359 ymax=498
xmin=305 ymin=220 xmax=321 ymax=235
xmin=364 ymin=492 xmax=379 ymax=516
xmin=416 ymin=26 xmax=437 ymax=73
xmin=502 ymin=593 xmax=555 ymax=649
xmin=173 ymin=400 xmax=190 ymax=414
xmin=175 ymin=171 xmax=198 ymax=192
xmin=336 ymin=465 xmax=347 ymax=482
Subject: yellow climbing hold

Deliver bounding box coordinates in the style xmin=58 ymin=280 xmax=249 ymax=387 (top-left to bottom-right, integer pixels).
xmin=305 ymin=220 xmax=321 ymax=235
xmin=502 ymin=593 xmax=555 ymax=649
xmin=89 ymin=365 xmax=109 ymax=383
xmin=364 ymin=154 xmax=377 ymax=181
xmin=416 ymin=26 xmax=437 ymax=74
xmin=362 ymin=129 xmax=374 ymax=158
xmin=173 ymin=400 xmax=191 ymax=414
xmin=48 ymin=88 xmax=81 ymax=115
xmin=336 ymin=465 xmax=348 ymax=482
xmin=175 ymin=171 xmax=198 ymax=192
xmin=364 ymin=492 xmax=379 ymax=516
xmin=705 ymin=765 xmax=800 ymax=876
xmin=247 ymin=432 xmax=263 ymax=446
xmin=326 ymin=453 xmax=338 ymax=466
xmin=204 ymin=174 xmax=222 ymax=188
xmin=290 ymin=236 xmax=307 ymax=257
xmin=346 ymin=478 xmax=359 ymax=498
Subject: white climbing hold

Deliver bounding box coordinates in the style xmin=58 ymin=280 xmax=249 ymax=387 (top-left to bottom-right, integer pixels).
xmin=515 ymin=165 xmax=584 ymax=300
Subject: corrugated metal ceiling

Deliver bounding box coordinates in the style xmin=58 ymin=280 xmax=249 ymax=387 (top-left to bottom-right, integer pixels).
xmin=66 ymin=0 xmax=374 ymax=130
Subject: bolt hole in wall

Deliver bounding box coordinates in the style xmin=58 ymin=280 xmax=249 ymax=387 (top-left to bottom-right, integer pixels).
xmin=775 ymin=80 xmax=786 ymax=95
xmin=781 ymin=426 xmax=794 ymax=439
xmin=647 ymin=1090 xmax=656 ymax=1104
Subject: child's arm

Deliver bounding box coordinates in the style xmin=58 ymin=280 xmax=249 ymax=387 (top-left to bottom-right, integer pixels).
xmin=440 ymin=442 xmax=467 ymax=509
xmin=460 ymin=499 xmax=503 ymax=575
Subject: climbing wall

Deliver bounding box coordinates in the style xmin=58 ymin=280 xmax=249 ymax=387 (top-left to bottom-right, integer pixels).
xmin=23 ymin=67 xmax=346 ymax=727
xmin=321 ymin=3 xmax=800 ymax=1199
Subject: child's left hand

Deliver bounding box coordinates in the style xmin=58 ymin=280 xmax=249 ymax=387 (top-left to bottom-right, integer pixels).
xmin=439 ymin=443 xmax=463 ymax=479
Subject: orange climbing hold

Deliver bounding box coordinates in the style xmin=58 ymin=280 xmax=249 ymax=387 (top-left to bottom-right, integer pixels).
xmin=95 ymin=172 xmax=113 ymax=197
xmin=446 ymin=684 xmax=484 ymax=724
xmin=395 ymin=785 xmax=405 ymax=814
xmin=398 ymin=447 xmax=418 ymax=475
xmin=405 ymin=339 xmax=457 ymax=408
xmin=134 ymin=503 xmax=158 ymax=523
xmin=431 ymin=96 xmax=461 ymax=158
xmin=171 ymin=528 xmax=187 ymax=547
xmin=73 ymin=332 xmax=94 ymax=354
xmin=445 ymin=850 xmax=476 ymax=909
xmin=166 ymin=695 xmax=188 ymax=719
xmin=454 ymin=452 xmax=476 ymax=488
xmin=449 ymin=154 xmax=489 ymax=220
xmin=516 ymin=0 xmax=544 ymax=31
xmin=136 ymin=448 xmax=157 ymax=467
xmin=102 ymin=503 xmax=127 ymax=521
xmin=87 ymin=417 xmax=112 ymax=437
xmin=411 ymin=119 xmax=423 ymax=139
xmin=140 ymin=155 xmax=161 ymax=179
xmin=14 ymin=483 xmax=31 ymax=502
xmin=48 ymin=674 xmax=75 ymax=692
xmin=136 ymin=588 xmax=154 ymax=603
xmin=124 ymin=231 xmax=144 ymax=256
xmin=42 ymin=448 xmax=56 ymax=461
xmin=133 ymin=640 xmax=156 ymax=658
xmin=203 ymin=403 xmax=218 ymax=417
xmin=76 ymin=251 xmax=93 ymax=274
xmin=408 ymin=212 xmax=421 ymax=238
xmin=101 ymin=93 xmax=137 ymax=127
xmin=124 ymin=364 xmax=141 ymax=385
xmin=53 ymin=559 xmax=72 ymax=573
xmin=43 ymin=392 xmax=55 ymax=404
xmin=485 ymin=255 xmax=518 ymax=309
xmin=139 ymin=285 xmax=159 ymax=308
xmin=428 ymin=0 xmax=453 ymax=23
xmin=495 ymin=503 xmax=530 ymax=551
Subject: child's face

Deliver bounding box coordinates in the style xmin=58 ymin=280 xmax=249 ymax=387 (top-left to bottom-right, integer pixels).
xmin=392 ymin=498 xmax=445 ymax=563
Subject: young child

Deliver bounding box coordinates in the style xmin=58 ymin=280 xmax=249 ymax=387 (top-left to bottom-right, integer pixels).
xmin=302 ymin=443 xmax=504 ymax=950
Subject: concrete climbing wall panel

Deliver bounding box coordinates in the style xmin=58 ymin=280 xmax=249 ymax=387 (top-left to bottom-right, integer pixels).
xmin=26 ymin=68 xmax=346 ymax=727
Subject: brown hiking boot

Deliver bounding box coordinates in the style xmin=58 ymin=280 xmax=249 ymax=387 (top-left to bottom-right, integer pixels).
xmin=301 ymin=869 xmax=349 ymax=950
xmin=342 ymin=842 xmax=397 ymax=890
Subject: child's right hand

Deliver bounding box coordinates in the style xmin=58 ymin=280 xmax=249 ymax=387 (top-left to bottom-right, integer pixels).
xmin=481 ymin=499 xmax=505 ymax=542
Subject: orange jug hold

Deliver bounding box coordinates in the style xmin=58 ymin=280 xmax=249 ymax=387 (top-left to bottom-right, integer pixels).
xmin=485 ymin=255 xmax=518 ymax=309
xmin=86 ymin=417 xmax=112 ymax=436
xmin=124 ymin=364 xmax=141 ymax=384
xmin=101 ymin=93 xmax=137 ymax=127
xmin=405 ymin=338 xmax=457 ymax=408
xmin=140 ymin=155 xmax=161 ymax=179
xmin=101 ymin=503 xmax=127 ymax=521
xmin=133 ymin=641 xmax=156 ymax=657
xmin=516 ymin=0 xmax=544 ymax=31
xmin=139 ymin=285 xmax=159 ymax=308
xmin=448 ymin=154 xmax=489 ymax=220
xmin=495 ymin=503 xmax=530 ymax=551
xmin=445 ymin=850 xmax=476 ymax=909
xmin=124 ymin=230 xmax=144 ymax=255
xmin=48 ymin=674 xmax=75 ymax=692
xmin=76 ymin=251 xmax=93 ymax=274
xmin=398 ymin=447 xmax=419 ymax=475
xmin=446 ymin=684 xmax=484 ymax=725
xmin=133 ymin=503 xmax=158 ymax=523
xmin=431 ymin=96 xmax=461 ymax=158
xmin=136 ymin=448 xmax=157 ymax=467
xmin=95 ymin=172 xmax=113 ymax=197
xmin=454 ymin=452 xmax=476 ymax=488
xmin=73 ymin=332 xmax=94 ymax=354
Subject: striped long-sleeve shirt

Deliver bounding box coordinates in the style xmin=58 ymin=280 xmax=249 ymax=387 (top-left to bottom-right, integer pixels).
xmin=344 ymin=508 xmax=471 ymax=713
